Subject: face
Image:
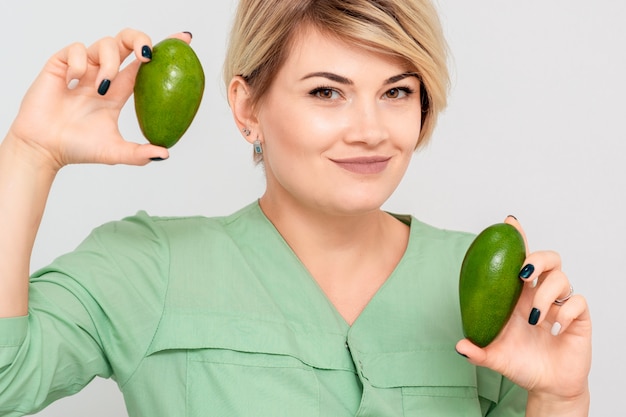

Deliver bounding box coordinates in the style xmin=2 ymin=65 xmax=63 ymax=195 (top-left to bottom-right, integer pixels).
xmin=255 ymin=26 xmax=422 ymax=217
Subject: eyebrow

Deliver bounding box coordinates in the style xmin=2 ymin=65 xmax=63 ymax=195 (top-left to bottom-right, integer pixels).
xmin=300 ymin=72 xmax=353 ymax=84
xmin=386 ymin=72 xmax=419 ymax=84
xmin=300 ymin=71 xmax=419 ymax=85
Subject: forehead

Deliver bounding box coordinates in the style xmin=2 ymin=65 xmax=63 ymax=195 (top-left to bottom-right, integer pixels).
xmin=282 ymin=24 xmax=411 ymax=76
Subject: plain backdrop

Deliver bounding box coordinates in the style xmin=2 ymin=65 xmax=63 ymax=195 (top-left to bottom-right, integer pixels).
xmin=1 ymin=1 xmax=624 ymax=416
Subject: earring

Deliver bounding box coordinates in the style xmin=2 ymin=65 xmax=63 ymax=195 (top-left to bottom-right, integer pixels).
xmin=253 ymin=139 xmax=263 ymax=155
xmin=242 ymin=127 xmax=251 ymax=137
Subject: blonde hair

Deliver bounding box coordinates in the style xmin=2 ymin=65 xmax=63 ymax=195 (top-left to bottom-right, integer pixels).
xmin=224 ymin=0 xmax=449 ymax=148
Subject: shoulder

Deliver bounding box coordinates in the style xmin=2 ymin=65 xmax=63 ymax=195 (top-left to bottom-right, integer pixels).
xmin=401 ymin=215 xmax=476 ymax=258
xmin=84 ymin=201 xmax=262 ymax=247
xmin=408 ymin=216 xmax=474 ymax=240
xmin=389 ymin=216 xmax=475 ymax=297
xmin=36 ymin=203 xmax=262 ymax=294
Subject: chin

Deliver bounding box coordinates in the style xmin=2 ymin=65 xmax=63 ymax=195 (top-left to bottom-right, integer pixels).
xmin=326 ymin=192 xmax=392 ymax=216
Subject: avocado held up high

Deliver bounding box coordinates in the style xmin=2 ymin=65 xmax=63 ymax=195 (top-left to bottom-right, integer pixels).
xmin=459 ymin=223 xmax=526 ymax=347
xmin=134 ymin=38 xmax=205 ymax=148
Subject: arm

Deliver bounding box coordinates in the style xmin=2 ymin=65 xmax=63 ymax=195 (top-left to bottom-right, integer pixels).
xmin=0 ymin=135 xmax=56 ymax=316
xmin=0 ymin=213 xmax=171 ymax=414
xmin=0 ymin=30 xmax=190 ymax=414
xmin=0 ymin=28 xmax=177 ymax=318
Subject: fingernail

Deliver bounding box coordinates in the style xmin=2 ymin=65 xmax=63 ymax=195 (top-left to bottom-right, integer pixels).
xmin=455 ymin=348 xmax=469 ymax=358
xmin=141 ymin=45 xmax=152 ymax=60
xmin=531 ymin=277 xmax=538 ymax=288
xmin=551 ymin=322 xmax=562 ymax=336
xmin=507 ymin=214 xmax=518 ymax=221
xmin=529 ymin=308 xmax=541 ymax=325
xmin=519 ymin=264 xmax=535 ymax=279
xmin=150 ymin=157 xmax=167 ymax=162
xmin=97 ymin=79 xmax=111 ymax=96
xmin=67 ymin=78 xmax=79 ymax=90
xmin=183 ymin=31 xmax=193 ymax=39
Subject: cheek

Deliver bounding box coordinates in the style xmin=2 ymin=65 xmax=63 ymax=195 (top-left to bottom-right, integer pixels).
xmin=392 ymin=108 xmax=422 ymax=150
xmin=261 ymin=104 xmax=343 ymax=157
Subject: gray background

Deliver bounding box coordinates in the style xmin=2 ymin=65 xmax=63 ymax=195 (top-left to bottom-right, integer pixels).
xmin=1 ymin=1 xmax=623 ymax=416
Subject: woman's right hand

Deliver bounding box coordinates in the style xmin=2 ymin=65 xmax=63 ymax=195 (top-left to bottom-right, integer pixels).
xmin=7 ymin=28 xmax=190 ymax=170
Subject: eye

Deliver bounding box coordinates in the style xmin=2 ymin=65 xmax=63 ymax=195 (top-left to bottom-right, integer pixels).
xmin=309 ymin=87 xmax=341 ymax=100
xmin=384 ymin=86 xmax=414 ymax=99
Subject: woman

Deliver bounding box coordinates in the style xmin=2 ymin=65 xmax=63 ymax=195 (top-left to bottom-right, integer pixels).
xmin=0 ymin=0 xmax=591 ymax=416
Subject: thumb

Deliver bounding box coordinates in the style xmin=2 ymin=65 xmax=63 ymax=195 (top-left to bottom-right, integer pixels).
xmin=98 ymin=141 xmax=170 ymax=166
xmin=455 ymin=338 xmax=493 ymax=368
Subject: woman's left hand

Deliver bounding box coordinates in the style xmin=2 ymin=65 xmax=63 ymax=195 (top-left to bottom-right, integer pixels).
xmin=456 ymin=216 xmax=591 ymax=414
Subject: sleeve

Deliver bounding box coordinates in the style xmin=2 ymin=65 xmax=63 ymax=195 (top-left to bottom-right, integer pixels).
xmin=0 ymin=212 xmax=170 ymax=416
xmin=478 ymin=367 xmax=528 ymax=416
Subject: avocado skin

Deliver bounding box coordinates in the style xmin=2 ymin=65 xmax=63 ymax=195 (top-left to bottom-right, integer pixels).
xmin=134 ymin=38 xmax=205 ymax=148
xmin=459 ymin=223 xmax=526 ymax=347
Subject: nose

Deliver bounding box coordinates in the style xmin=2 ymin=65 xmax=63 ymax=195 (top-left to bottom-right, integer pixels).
xmin=344 ymin=100 xmax=389 ymax=146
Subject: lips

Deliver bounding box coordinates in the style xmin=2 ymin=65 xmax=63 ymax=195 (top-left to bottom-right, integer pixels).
xmin=330 ymin=156 xmax=391 ymax=174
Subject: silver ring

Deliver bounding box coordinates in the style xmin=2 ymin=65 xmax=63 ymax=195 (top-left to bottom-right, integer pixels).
xmin=554 ymin=285 xmax=574 ymax=306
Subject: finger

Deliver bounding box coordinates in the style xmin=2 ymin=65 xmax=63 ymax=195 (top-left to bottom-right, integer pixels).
xmin=167 ymin=31 xmax=193 ymax=44
xmin=115 ymin=28 xmax=153 ymax=63
xmin=111 ymin=60 xmax=143 ymax=103
xmin=112 ymin=31 xmax=192 ymax=101
xmin=62 ymin=42 xmax=88 ymax=88
xmin=518 ymin=250 xmax=562 ymax=288
xmin=49 ymin=42 xmax=88 ymax=89
xmin=114 ymin=29 xmax=191 ymax=66
xmin=549 ymin=294 xmax=590 ymax=336
xmin=504 ymin=215 xmax=529 ymax=256
xmin=528 ymin=268 xmax=570 ymax=327
xmin=86 ymin=36 xmax=122 ymax=92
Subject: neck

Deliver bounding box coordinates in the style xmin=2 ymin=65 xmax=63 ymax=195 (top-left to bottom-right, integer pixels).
xmin=258 ymin=192 xmax=397 ymax=255
xmin=260 ymin=190 xmax=409 ymax=325
xmin=258 ymin=192 xmax=410 ymax=325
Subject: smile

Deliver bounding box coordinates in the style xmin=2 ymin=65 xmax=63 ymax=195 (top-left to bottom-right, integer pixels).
xmin=330 ymin=156 xmax=391 ymax=175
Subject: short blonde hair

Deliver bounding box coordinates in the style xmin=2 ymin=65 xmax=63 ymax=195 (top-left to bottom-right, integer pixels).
xmin=224 ymin=0 xmax=449 ymax=148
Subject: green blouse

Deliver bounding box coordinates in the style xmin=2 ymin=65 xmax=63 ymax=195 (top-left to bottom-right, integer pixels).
xmin=0 ymin=201 xmax=526 ymax=416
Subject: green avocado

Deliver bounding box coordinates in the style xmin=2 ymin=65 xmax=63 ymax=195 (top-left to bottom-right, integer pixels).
xmin=134 ymin=38 xmax=205 ymax=148
xmin=459 ymin=223 xmax=526 ymax=347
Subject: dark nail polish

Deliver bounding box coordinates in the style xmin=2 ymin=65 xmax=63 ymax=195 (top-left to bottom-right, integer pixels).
xmin=150 ymin=157 xmax=166 ymax=162
xmin=183 ymin=31 xmax=193 ymax=39
xmin=519 ymin=264 xmax=535 ymax=279
xmin=507 ymin=214 xmax=518 ymax=221
xmin=141 ymin=45 xmax=152 ymax=60
xmin=529 ymin=308 xmax=541 ymax=325
xmin=455 ymin=348 xmax=468 ymax=358
xmin=97 ymin=79 xmax=111 ymax=96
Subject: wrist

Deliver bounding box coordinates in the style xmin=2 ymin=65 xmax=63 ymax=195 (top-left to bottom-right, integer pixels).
xmin=526 ymin=385 xmax=590 ymax=417
xmin=2 ymin=130 xmax=62 ymax=174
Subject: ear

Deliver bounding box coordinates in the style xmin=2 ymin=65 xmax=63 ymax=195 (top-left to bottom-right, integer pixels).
xmin=228 ymin=76 xmax=258 ymax=144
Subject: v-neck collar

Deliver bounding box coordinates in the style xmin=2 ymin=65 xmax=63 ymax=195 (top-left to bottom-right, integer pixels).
xmin=243 ymin=201 xmax=417 ymax=330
